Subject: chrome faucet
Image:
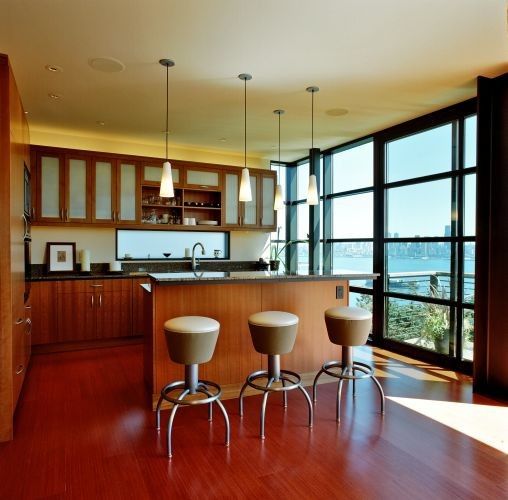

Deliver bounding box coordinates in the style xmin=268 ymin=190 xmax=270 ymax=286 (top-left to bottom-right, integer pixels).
xmin=191 ymin=242 xmax=205 ymax=271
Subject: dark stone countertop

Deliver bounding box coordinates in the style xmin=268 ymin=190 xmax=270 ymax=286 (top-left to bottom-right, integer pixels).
xmin=149 ymin=270 xmax=378 ymax=285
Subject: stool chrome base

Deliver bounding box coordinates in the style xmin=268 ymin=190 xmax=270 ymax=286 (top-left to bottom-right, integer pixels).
xmin=239 ymin=355 xmax=313 ymax=439
xmin=156 ymin=369 xmax=230 ymax=457
xmin=313 ymin=350 xmax=385 ymax=422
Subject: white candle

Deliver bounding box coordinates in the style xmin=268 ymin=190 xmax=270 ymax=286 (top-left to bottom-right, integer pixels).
xmin=80 ymin=249 xmax=91 ymax=272
xmin=184 ymin=248 xmax=191 ymax=258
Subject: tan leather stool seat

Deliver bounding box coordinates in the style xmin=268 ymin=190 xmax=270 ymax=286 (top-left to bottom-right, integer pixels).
xmin=248 ymin=311 xmax=298 ymax=355
xmin=324 ymin=306 xmax=372 ymax=347
xmin=164 ymin=316 xmax=220 ymax=365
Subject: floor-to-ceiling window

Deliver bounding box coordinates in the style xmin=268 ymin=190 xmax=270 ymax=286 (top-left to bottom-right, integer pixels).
xmin=381 ymin=112 xmax=476 ymax=366
xmin=282 ymin=99 xmax=476 ymax=372
xmin=270 ymin=162 xmax=288 ymax=267
xmin=328 ymin=139 xmax=374 ymax=312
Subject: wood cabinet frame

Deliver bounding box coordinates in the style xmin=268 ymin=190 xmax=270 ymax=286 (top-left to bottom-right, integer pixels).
xmin=31 ymin=145 xmax=276 ymax=232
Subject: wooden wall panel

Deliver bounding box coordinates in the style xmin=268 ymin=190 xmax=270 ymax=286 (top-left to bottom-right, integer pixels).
xmin=133 ymin=277 xmax=150 ymax=337
xmin=0 ymin=53 xmax=30 ymax=441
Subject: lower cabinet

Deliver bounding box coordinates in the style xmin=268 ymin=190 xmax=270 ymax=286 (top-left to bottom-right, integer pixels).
xmin=31 ymin=278 xmax=135 ymax=345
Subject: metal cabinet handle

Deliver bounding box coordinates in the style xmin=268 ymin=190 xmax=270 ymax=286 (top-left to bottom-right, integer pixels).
xmin=65 ymin=208 xmax=69 ymax=221
xmin=99 ymin=293 xmax=102 ymax=308
xmin=15 ymin=318 xmax=24 ymax=325
xmin=116 ymin=211 xmax=120 ymax=222
xmin=90 ymin=284 xmax=103 ymax=287
xmin=25 ymin=305 xmax=31 ymax=310
xmin=15 ymin=364 xmax=24 ymax=375
xmin=26 ymin=318 xmax=32 ymax=335
xmin=60 ymin=208 xmax=64 ymax=220
xmin=199 ymin=185 xmax=209 ymax=189
xmin=91 ymin=294 xmax=94 ymax=307
xmin=31 ymin=207 xmax=35 ymax=219
xmin=259 ymin=217 xmax=263 ymax=226
xmin=112 ymin=210 xmax=115 ymax=221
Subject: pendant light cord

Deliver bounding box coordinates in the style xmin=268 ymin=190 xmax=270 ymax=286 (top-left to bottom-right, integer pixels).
xmin=311 ymin=89 xmax=314 ymax=150
xmin=278 ymin=111 xmax=281 ymax=177
xmin=244 ymin=77 xmax=247 ymax=168
xmin=165 ymin=64 xmax=169 ymax=160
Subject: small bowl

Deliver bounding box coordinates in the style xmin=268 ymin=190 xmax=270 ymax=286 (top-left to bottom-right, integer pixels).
xmin=163 ymin=252 xmax=171 ymax=258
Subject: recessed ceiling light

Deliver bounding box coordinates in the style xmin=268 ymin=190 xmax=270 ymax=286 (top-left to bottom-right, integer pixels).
xmin=326 ymin=108 xmax=348 ymax=117
xmin=48 ymin=93 xmax=61 ymax=99
xmin=88 ymin=57 xmax=125 ymax=73
xmin=96 ymin=120 xmax=105 ymax=126
xmin=45 ymin=64 xmax=63 ymax=73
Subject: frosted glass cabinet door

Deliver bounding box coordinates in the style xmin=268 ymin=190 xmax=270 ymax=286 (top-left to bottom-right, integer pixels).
xmin=224 ymin=173 xmax=239 ymax=225
xmin=68 ymin=158 xmax=88 ymax=220
xmin=40 ymin=156 xmax=62 ymax=219
xmin=243 ymin=175 xmax=257 ymax=225
xmin=118 ymin=163 xmax=137 ymax=222
xmin=261 ymin=175 xmax=275 ymax=227
xmin=94 ymin=161 xmax=113 ymax=220
xmin=186 ymin=169 xmax=220 ymax=188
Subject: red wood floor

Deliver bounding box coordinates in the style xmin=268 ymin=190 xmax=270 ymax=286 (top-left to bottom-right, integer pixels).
xmin=0 ymin=345 xmax=506 ymax=499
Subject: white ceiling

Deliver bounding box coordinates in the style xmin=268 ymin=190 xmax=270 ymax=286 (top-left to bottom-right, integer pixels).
xmin=1 ymin=0 xmax=507 ymax=162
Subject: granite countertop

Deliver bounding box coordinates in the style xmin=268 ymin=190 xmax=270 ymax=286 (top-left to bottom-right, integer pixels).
xmin=149 ymin=270 xmax=378 ymax=285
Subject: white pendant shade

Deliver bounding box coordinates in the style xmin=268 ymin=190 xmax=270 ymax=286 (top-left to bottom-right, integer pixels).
xmin=274 ymin=184 xmax=284 ymax=210
xmin=239 ymin=167 xmax=252 ymax=202
xmin=307 ymin=174 xmax=319 ymax=205
xmin=160 ymin=160 xmax=174 ymax=198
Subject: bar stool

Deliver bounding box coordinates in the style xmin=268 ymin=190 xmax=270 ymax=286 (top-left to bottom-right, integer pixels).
xmin=313 ymin=306 xmax=385 ymax=422
xmin=239 ymin=311 xmax=313 ymax=439
xmin=155 ymin=316 xmax=230 ymax=457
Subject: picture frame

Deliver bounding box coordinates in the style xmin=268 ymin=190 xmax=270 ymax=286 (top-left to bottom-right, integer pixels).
xmin=46 ymin=242 xmax=76 ymax=273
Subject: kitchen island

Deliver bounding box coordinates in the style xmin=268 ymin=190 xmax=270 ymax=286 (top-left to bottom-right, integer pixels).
xmin=143 ymin=271 xmax=377 ymax=407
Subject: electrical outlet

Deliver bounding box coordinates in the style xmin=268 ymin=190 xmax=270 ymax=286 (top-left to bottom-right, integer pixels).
xmin=336 ymin=285 xmax=344 ymax=300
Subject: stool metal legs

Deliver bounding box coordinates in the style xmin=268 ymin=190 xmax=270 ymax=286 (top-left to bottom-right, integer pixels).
xmin=313 ymin=346 xmax=385 ymax=422
xmin=156 ymin=363 xmax=230 ymax=457
xmin=239 ymin=354 xmax=313 ymax=439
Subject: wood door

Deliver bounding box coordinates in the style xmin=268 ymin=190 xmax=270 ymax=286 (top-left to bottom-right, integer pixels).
xmin=132 ymin=277 xmax=150 ymax=337
xmin=116 ymin=161 xmax=140 ymax=224
xmin=91 ymin=157 xmax=116 ymax=224
xmin=184 ymin=167 xmax=221 ymax=190
xmin=57 ymin=291 xmax=96 ymax=342
xmin=260 ymin=171 xmax=276 ymax=230
xmin=95 ymin=280 xmax=133 ymax=339
xmin=31 ymin=281 xmax=58 ymax=345
xmin=222 ymin=170 xmax=241 ymax=227
xmin=36 ymin=151 xmax=65 ymax=223
xmin=64 ymin=153 xmax=91 ymax=223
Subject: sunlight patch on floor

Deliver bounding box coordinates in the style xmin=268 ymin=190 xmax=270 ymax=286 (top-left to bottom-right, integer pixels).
xmin=388 ymin=396 xmax=508 ymax=454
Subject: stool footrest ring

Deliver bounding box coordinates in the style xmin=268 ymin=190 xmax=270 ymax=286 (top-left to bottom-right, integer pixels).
xmin=246 ymin=369 xmax=301 ymax=393
xmin=160 ymin=379 xmax=222 ymax=406
xmin=321 ymin=360 xmax=374 ymax=380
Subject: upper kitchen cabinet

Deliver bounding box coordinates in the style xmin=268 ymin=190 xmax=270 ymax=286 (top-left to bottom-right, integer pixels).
xmin=142 ymin=162 xmax=181 ymax=187
xmin=32 ymin=145 xmax=276 ymax=231
xmin=184 ymin=166 xmax=221 ymax=190
xmin=92 ymin=157 xmax=140 ymax=224
xmin=35 ymin=149 xmax=91 ymax=223
xmin=222 ymin=169 xmax=276 ymax=230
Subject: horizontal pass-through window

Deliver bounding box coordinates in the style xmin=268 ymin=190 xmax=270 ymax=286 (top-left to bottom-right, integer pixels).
xmin=386 ymin=123 xmax=453 ymax=183
xmin=386 ymin=179 xmax=451 ymax=238
xmin=116 ymin=230 xmax=229 ymax=260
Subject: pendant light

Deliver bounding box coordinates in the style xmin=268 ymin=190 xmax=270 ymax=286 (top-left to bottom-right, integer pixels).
xmin=238 ymin=73 xmax=253 ymax=202
xmin=159 ymin=58 xmax=175 ymax=198
xmin=306 ymin=85 xmax=319 ymax=205
xmin=273 ymin=109 xmax=285 ymax=210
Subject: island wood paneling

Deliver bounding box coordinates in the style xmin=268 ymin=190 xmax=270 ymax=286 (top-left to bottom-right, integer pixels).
xmin=260 ymin=280 xmax=347 ymax=373
xmin=149 ymin=279 xmax=348 ymax=405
